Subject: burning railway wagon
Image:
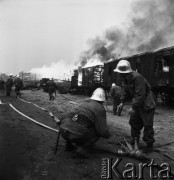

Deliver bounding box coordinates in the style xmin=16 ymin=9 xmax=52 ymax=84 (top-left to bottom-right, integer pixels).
xmin=70 ymin=65 xmax=104 ymax=95
xmin=103 ymin=46 xmax=174 ymax=105
xmin=71 ymin=46 xmax=174 ymax=104
xmin=82 ymin=65 xmax=104 ymax=95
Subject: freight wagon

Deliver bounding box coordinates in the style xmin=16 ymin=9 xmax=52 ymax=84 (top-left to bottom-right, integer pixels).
xmin=71 ymin=46 xmax=174 ymax=105
xmin=103 ymin=46 xmax=174 ymax=104
xmin=70 ymin=65 xmax=104 ymax=95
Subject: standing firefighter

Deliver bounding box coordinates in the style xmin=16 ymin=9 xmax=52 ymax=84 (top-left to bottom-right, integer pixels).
xmin=0 ymin=78 xmax=5 ymax=94
xmin=14 ymin=75 xmax=23 ymax=97
xmin=59 ymin=88 xmax=111 ymax=158
xmin=46 ymin=78 xmax=57 ymax=101
xmin=110 ymin=83 xmax=122 ymax=116
xmin=6 ymin=74 xmax=13 ymax=96
xmin=114 ymin=60 xmax=156 ymax=153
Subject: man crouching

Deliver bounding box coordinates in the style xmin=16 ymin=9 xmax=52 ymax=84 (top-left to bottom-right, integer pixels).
xmin=59 ymin=88 xmax=111 ymax=158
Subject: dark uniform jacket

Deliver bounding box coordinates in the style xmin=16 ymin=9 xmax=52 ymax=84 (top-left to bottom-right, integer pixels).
xmin=14 ymin=78 xmax=23 ymax=88
xmin=60 ymin=99 xmax=110 ymax=139
xmin=121 ymin=71 xmax=156 ymax=111
xmin=110 ymin=85 xmax=122 ymax=99
xmin=6 ymin=77 xmax=13 ymax=88
xmin=46 ymin=80 xmax=56 ymax=89
xmin=0 ymin=79 xmax=5 ymax=89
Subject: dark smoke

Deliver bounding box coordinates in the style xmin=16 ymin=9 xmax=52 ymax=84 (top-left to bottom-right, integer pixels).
xmin=107 ymin=0 xmax=174 ymax=56
xmin=78 ymin=0 xmax=174 ymax=67
xmin=77 ymin=36 xmax=109 ymax=69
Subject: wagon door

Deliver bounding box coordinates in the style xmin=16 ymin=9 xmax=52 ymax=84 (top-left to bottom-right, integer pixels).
xmin=169 ymin=50 xmax=174 ymax=88
xmin=154 ymin=53 xmax=170 ymax=92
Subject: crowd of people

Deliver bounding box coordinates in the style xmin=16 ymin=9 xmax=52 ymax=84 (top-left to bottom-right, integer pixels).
xmin=0 ymin=74 xmax=23 ymax=97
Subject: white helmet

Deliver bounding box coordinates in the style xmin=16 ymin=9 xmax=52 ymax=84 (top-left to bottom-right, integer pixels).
xmin=9 ymin=74 xmax=13 ymax=77
xmin=112 ymin=83 xmax=116 ymax=87
xmin=90 ymin=88 xmax=106 ymax=102
xmin=113 ymin=60 xmax=132 ymax=73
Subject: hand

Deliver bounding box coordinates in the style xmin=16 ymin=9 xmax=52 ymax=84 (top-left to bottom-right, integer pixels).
xmin=118 ymin=103 xmax=123 ymax=110
xmin=128 ymin=108 xmax=135 ymax=115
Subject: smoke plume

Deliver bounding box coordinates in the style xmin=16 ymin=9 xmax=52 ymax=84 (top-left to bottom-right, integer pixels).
xmin=30 ymin=60 xmax=74 ymax=80
xmin=79 ymin=0 xmax=174 ymax=67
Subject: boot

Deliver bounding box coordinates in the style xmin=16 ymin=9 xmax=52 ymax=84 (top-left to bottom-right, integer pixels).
xmin=130 ymin=137 xmax=139 ymax=146
xmin=142 ymin=143 xmax=153 ymax=154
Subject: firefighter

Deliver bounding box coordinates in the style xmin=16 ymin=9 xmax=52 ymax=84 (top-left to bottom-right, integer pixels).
xmin=14 ymin=75 xmax=23 ymax=97
xmin=46 ymin=78 xmax=57 ymax=101
xmin=59 ymin=88 xmax=111 ymax=158
xmin=6 ymin=74 xmax=14 ymax=96
xmin=110 ymin=83 xmax=122 ymax=116
xmin=0 ymin=78 xmax=5 ymax=94
xmin=114 ymin=60 xmax=156 ymax=153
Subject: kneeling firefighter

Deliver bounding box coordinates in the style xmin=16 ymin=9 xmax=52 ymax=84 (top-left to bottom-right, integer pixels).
xmin=59 ymin=88 xmax=111 ymax=157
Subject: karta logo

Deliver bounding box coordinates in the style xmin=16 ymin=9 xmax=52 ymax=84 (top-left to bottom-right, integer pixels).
xmin=101 ymin=158 xmax=173 ymax=179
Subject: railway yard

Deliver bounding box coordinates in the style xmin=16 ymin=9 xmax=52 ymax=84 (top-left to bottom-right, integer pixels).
xmin=0 ymin=89 xmax=174 ymax=180
xmin=1 ymin=0 xmax=174 ymax=179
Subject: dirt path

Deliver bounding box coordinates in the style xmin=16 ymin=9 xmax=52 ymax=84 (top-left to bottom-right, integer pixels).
xmin=0 ymin=90 xmax=174 ymax=179
xmin=0 ymin=92 xmax=58 ymax=180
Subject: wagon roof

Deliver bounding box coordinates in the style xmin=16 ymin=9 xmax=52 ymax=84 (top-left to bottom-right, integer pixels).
xmin=153 ymin=45 xmax=174 ymax=53
xmin=82 ymin=64 xmax=104 ymax=69
xmin=104 ymin=45 xmax=174 ymax=64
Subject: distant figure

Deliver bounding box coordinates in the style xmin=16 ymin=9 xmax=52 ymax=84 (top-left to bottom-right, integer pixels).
xmin=46 ymin=78 xmax=57 ymax=101
xmin=6 ymin=74 xmax=13 ymax=96
xmin=14 ymin=75 xmax=23 ymax=97
xmin=60 ymin=88 xmax=111 ymax=158
xmin=0 ymin=78 xmax=5 ymax=94
xmin=110 ymin=83 xmax=122 ymax=116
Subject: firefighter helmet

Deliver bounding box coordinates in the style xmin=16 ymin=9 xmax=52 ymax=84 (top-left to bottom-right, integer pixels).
xmin=114 ymin=60 xmax=132 ymax=73
xmin=90 ymin=88 xmax=106 ymax=102
xmin=112 ymin=83 xmax=116 ymax=87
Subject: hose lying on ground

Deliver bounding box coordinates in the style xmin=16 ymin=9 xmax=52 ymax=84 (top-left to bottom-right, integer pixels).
xmin=56 ymin=90 xmax=78 ymax=104
xmin=0 ymin=99 xmax=59 ymax=133
xmin=9 ymin=103 xmax=59 ymax=133
xmin=17 ymin=97 xmax=60 ymax=123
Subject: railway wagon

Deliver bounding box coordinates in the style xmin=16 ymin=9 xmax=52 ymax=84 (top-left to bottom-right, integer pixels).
xmin=82 ymin=65 xmax=104 ymax=95
xmin=103 ymin=46 xmax=174 ymax=104
xmin=70 ymin=65 xmax=104 ymax=95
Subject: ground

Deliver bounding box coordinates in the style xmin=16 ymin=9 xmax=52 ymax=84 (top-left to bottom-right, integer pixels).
xmin=0 ymin=89 xmax=174 ymax=180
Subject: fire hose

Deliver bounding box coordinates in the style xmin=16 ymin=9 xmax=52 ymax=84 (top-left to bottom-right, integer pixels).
xmin=15 ymin=96 xmax=174 ymax=159
xmin=2 ymin=98 xmax=174 ymax=173
xmin=56 ymin=90 xmax=115 ymax=113
xmin=0 ymin=99 xmax=59 ymax=132
xmin=9 ymin=103 xmax=59 ymax=133
xmin=56 ymin=90 xmax=78 ymax=104
xmin=1 ymin=98 xmax=61 ymax=154
xmin=17 ymin=97 xmax=60 ymax=123
xmin=104 ymin=101 xmax=114 ymax=113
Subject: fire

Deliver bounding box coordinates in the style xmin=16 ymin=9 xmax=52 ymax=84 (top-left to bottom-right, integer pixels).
xmin=78 ymin=73 xmax=82 ymax=86
xmin=82 ymin=54 xmax=103 ymax=68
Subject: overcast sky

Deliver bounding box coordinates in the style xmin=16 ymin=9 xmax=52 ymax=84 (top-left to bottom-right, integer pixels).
xmin=0 ymin=0 xmax=135 ymax=78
